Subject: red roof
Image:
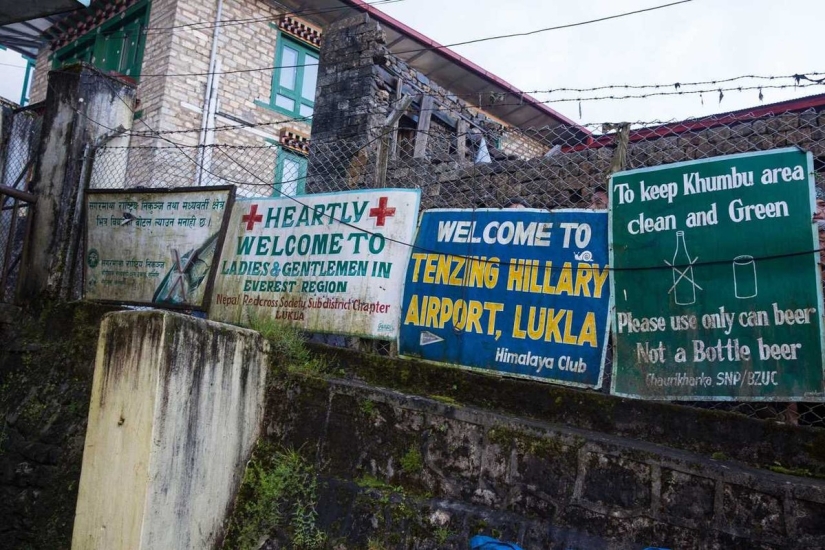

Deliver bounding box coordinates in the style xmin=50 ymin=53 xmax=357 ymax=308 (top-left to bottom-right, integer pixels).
xmin=572 ymin=93 xmax=825 ymax=151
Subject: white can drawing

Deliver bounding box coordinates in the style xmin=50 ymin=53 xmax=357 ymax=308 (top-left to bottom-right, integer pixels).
xmin=732 ymin=255 xmax=757 ymax=299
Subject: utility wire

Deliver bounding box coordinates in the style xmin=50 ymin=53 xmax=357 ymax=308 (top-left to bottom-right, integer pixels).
xmin=92 ymin=1 xmax=694 ymax=79
xmin=94 ymin=79 xmax=825 ymax=139
xmin=392 ymin=0 xmax=694 ymax=54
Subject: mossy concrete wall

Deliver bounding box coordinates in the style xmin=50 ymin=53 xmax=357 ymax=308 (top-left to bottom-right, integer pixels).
xmin=243 ymin=346 xmax=825 ymax=550
xmin=71 ymin=311 xmax=269 ymax=550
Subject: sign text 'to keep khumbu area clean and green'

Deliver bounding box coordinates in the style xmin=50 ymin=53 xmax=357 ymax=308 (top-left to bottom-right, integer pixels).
xmin=610 ymin=148 xmax=825 ymax=401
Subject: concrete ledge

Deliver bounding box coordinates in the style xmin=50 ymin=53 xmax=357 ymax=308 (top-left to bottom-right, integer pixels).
xmin=310 ymin=343 xmax=825 ymax=476
xmin=71 ymin=311 xmax=269 ymax=550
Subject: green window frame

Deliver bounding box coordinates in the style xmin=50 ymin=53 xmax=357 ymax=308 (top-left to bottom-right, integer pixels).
xmin=258 ymin=32 xmax=318 ymax=119
xmin=274 ymin=148 xmax=307 ymax=197
xmin=52 ymin=0 xmax=150 ymax=80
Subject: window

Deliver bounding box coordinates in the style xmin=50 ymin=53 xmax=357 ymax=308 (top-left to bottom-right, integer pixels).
xmin=275 ymin=149 xmax=307 ymax=197
xmin=53 ymin=0 xmax=149 ymax=80
xmin=265 ymin=34 xmax=318 ymax=118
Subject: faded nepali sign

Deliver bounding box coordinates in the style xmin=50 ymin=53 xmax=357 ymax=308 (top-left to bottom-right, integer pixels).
xmin=84 ymin=186 xmax=234 ymax=309
xmin=210 ymin=189 xmax=420 ymax=339
xmin=610 ymin=148 xmax=825 ymax=401
xmin=398 ymin=209 xmax=610 ymax=388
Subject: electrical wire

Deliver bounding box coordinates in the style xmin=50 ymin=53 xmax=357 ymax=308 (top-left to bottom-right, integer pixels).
xmin=80 ymin=1 xmax=693 ymax=79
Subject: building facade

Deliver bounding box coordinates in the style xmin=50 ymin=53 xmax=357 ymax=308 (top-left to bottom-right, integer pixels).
xmin=27 ymin=0 xmax=581 ymax=197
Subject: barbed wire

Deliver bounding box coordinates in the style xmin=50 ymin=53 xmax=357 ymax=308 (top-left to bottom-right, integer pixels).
xmin=126 ymin=114 xmax=314 ymax=137
xmin=64 ymin=65 xmax=824 ymax=276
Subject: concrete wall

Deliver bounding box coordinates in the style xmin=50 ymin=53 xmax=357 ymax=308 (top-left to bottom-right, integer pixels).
xmin=71 ymin=311 xmax=269 ymax=550
xmin=20 ymin=65 xmax=136 ymax=302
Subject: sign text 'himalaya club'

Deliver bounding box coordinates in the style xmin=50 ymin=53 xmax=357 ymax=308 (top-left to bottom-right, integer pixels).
xmin=399 ymin=209 xmax=610 ymax=388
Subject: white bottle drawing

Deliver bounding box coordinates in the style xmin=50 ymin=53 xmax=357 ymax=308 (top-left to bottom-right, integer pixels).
xmin=672 ymin=231 xmax=696 ymax=305
xmin=732 ymin=255 xmax=758 ymax=299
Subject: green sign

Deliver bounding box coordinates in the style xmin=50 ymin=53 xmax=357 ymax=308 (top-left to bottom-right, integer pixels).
xmin=610 ymin=148 xmax=825 ymax=401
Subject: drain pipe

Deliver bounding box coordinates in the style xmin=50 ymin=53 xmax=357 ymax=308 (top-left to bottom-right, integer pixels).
xmin=196 ymin=0 xmax=224 ymax=185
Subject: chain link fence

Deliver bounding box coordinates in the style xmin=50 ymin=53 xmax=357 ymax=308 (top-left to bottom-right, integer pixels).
xmin=0 ymin=106 xmax=42 ymax=303
xmin=88 ymin=102 xmax=825 ymax=428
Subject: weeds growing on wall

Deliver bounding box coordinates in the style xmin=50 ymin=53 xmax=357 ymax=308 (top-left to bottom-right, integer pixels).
xmin=246 ymin=313 xmax=330 ymax=376
xmin=223 ymin=443 xmax=326 ymax=550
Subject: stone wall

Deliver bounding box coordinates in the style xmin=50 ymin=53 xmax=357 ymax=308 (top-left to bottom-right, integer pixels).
xmin=306 ymin=13 xmax=534 ymax=194
xmin=383 ymin=109 xmax=825 ymax=210
xmin=0 ymin=303 xmax=118 ymax=550
xmin=240 ymin=347 xmax=825 ymax=550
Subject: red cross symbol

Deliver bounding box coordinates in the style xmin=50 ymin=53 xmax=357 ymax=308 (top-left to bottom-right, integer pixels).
xmin=368 ymin=197 xmax=396 ymax=227
xmin=241 ymin=204 xmax=263 ymax=230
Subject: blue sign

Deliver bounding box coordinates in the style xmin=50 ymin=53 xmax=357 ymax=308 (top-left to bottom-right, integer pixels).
xmin=399 ymin=209 xmax=610 ymax=388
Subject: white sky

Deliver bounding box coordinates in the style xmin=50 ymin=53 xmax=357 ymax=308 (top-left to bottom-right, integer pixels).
xmin=378 ymin=0 xmax=825 ymax=128
xmin=2 ymin=0 xmax=823 ymax=125
xmin=0 ymin=49 xmax=28 ymax=105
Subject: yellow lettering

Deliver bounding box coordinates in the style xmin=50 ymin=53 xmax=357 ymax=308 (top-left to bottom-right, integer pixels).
xmin=425 ymin=295 xmax=440 ymax=327
xmin=562 ymin=310 xmax=577 ymax=344
xmin=507 ymin=259 xmax=526 ymax=291
xmin=527 ymin=306 xmax=546 ymax=340
xmin=484 ymin=302 xmax=504 ymax=335
xmin=403 ymin=294 xmax=420 ymax=325
xmin=439 ymin=297 xmax=454 ymax=329
xmin=423 ymin=255 xmax=437 ymax=283
xmin=513 ymin=305 xmax=526 ymax=339
xmin=435 ymin=254 xmax=451 ymax=285
xmin=579 ymin=312 xmax=598 ymax=348
xmin=544 ymin=308 xmax=565 ymax=343
xmin=466 ymin=301 xmax=483 ymax=334
xmin=555 ymin=263 xmax=573 ymax=295
xmin=410 ymin=254 xmax=427 ymax=282
xmin=574 ymin=263 xmax=593 ymax=297
xmin=592 ymin=265 xmax=609 ymax=298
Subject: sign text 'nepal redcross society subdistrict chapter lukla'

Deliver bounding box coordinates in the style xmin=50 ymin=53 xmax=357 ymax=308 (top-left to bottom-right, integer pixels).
xmin=83 ymin=147 xmax=825 ymax=401
xmin=209 ymin=190 xmax=421 ymax=339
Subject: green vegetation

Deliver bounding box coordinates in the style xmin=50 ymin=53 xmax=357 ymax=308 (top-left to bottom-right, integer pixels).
xmin=360 ymin=398 xmax=378 ymax=418
xmin=429 ymin=394 xmax=460 ymax=406
xmin=487 ymin=424 xmax=578 ymax=459
xmin=223 ymin=443 xmax=326 ymax=550
xmin=400 ymin=445 xmax=423 ymax=475
xmin=355 ymin=473 xmax=403 ymax=493
xmin=247 ymin=313 xmax=330 ymax=376
xmin=434 ymin=526 xmax=453 ymax=544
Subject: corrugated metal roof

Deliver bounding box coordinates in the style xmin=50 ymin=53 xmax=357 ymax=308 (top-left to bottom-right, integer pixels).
xmin=0 ymin=0 xmax=90 ymax=56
